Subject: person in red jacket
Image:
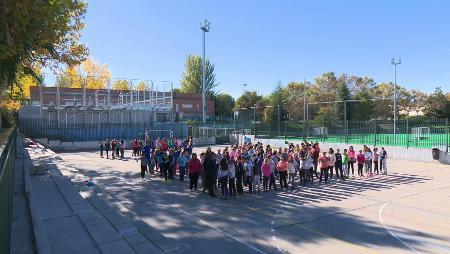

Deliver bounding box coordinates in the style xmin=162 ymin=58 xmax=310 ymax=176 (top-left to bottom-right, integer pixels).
xmin=356 ymin=150 xmax=365 ymax=177
xmin=188 ymin=153 xmax=202 ymax=191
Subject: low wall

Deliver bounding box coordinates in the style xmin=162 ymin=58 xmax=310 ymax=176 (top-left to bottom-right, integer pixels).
xmin=193 ymin=137 xmax=216 ymax=146
xmin=235 ymin=134 xmax=450 ymax=165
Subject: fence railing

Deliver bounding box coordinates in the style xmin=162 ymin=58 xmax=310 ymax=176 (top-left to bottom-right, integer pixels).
xmin=18 ymin=116 xmax=450 ymax=149
xmin=0 ymin=127 xmax=17 ymax=254
xmin=253 ymin=118 xmax=449 ymax=150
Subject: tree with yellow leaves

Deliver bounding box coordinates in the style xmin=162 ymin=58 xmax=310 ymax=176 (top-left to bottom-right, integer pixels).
xmin=56 ymin=57 xmax=110 ymax=89
xmin=112 ymin=79 xmax=131 ymax=90
xmin=136 ymin=81 xmax=147 ymax=91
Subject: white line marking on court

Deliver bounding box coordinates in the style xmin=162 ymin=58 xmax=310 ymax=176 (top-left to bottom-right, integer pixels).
xmin=178 ymin=207 xmax=268 ymax=254
xmin=378 ymin=202 xmax=421 ymax=254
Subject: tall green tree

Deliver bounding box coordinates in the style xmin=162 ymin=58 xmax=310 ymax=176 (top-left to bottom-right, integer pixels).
xmin=263 ymin=83 xmax=286 ymax=124
xmin=235 ymin=91 xmax=263 ymax=109
xmin=179 ymin=54 xmax=218 ymax=95
xmin=423 ymin=87 xmax=450 ymax=118
xmin=0 ymin=0 xmax=88 ymax=92
xmin=214 ymin=93 xmax=235 ymax=117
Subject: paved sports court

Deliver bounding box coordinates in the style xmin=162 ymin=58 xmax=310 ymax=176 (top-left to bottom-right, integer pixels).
xmin=57 ymin=146 xmax=450 ymax=254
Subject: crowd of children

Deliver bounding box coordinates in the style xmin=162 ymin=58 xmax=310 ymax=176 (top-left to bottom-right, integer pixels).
xmin=127 ymin=138 xmax=389 ymax=199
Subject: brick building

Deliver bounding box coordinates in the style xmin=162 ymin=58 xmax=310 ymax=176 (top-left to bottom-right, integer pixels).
xmin=25 ymin=87 xmax=214 ymax=122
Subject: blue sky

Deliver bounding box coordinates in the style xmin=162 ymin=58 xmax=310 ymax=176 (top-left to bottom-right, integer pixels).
xmin=74 ymin=0 xmax=449 ymax=98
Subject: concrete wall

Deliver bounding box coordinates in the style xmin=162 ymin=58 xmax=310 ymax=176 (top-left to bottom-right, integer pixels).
xmin=234 ymin=134 xmax=450 ymax=165
xmin=193 ymin=137 xmax=216 ymax=146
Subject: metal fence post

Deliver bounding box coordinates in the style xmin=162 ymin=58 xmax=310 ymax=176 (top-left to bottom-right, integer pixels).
xmin=374 ymin=119 xmax=377 ymax=147
xmin=446 ymin=118 xmax=449 ymax=154
xmin=406 ymin=118 xmax=409 ymax=148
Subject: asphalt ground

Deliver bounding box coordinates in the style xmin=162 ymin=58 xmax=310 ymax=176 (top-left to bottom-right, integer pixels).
xmin=57 ymin=146 xmax=450 ymax=254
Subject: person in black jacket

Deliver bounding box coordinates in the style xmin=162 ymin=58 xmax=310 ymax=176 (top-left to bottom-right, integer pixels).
xmin=203 ymin=150 xmax=217 ymax=197
xmin=335 ymin=149 xmax=345 ymax=180
xmin=235 ymin=156 xmax=244 ymax=194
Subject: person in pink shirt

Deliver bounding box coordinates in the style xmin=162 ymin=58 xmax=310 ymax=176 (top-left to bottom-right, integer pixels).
xmin=188 ymin=153 xmax=202 ymax=191
xmin=318 ymin=152 xmax=330 ymax=183
xmin=348 ymin=146 xmax=356 ymax=178
xmin=261 ymin=158 xmax=271 ymax=191
xmin=356 ymin=150 xmax=365 ymax=177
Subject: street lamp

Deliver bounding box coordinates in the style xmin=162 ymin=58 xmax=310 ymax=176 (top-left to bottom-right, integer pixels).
xmin=391 ymin=57 xmax=401 ymax=138
xmin=201 ymin=19 xmax=211 ymax=123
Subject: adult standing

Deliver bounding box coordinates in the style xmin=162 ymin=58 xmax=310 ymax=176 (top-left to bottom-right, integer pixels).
xmin=235 ymin=156 xmax=244 ymax=194
xmin=203 ymin=150 xmax=217 ymax=197
xmin=99 ymin=141 xmax=104 ymax=158
xmin=105 ymin=140 xmax=110 ymax=159
xmin=311 ymin=144 xmax=320 ymax=179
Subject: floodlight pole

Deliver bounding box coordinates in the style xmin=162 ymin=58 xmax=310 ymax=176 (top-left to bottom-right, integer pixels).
xmin=391 ymin=58 xmax=401 ymax=140
xmin=201 ymin=19 xmax=210 ymax=123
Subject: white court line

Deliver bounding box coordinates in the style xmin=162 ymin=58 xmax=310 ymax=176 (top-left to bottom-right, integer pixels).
xmin=178 ymin=207 xmax=268 ymax=254
xmin=378 ymin=202 xmax=421 ymax=254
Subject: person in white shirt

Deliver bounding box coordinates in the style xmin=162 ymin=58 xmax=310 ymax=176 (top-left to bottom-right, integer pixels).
xmin=363 ymin=147 xmax=373 ymax=176
xmin=328 ymin=148 xmax=336 ymax=180
xmin=287 ymin=156 xmax=297 ymax=190
xmin=228 ymin=159 xmax=236 ymax=196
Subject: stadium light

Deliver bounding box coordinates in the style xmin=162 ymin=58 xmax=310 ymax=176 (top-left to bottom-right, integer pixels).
xmin=200 ymin=19 xmax=211 ymax=123
xmin=391 ymin=57 xmax=401 ymax=139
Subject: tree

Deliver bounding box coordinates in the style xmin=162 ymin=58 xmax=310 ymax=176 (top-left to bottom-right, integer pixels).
xmin=214 ymin=93 xmax=235 ymax=117
xmin=179 ymin=54 xmax=218 ymax=95
xmin=235 ymin=90 xmax=263 ymax=109
xmin=56 ymin=57 xmax=110 ymax=89
xmin=0 ymin=0 xmax=88 ymax=92
xmin=282 ymin=82 xmax=306 ymax=122
xmin=263 ymin=83 xmax=286 ymax=124
xmin=423 ymin=87 xmax=450 ymax=118
xmin=136 ymin=81 xmax=147 ymax=91
xmin=112 ymin=80 xmax=131 ymax=91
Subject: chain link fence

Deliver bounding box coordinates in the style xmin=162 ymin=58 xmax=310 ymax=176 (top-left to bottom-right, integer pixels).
xmin=252 ymin=118 xmax=449 ymax=150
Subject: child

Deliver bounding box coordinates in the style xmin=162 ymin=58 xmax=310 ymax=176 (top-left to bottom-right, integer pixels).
xmin=328 ymin=148 xmax=336 ymax=180
xmin=188 ymin=153 xmax=202 ymax=191
xmin=252 ymin=158 xmax=261 ymax=193
xmin=287 ymin=156 xmax=296 ymax=190
xmin=277 ymin=157 xmax=288 ymax=189
xmin=269 ymin=155 xmax=277 ymax=190
xmin=357 ymin=150 xmax=365 ymax=177
xmin=136 ymin=153 xmax=148 ymax=180
xmin=380 ymin=147 xmax=388 ymax=175
xmin=176 ymin=150 xmax=189 ymax=181
xmin=99 ymin=141 xmax=104 ymax=158
xmin=299 ymin=148 xmax=308 ymax=185
xmin=261 ymin=158 xmax=271 ymax=191
xmin=364 ymin=147 xmax=373 ymax=176
xmin=228 ymin=159 xmax=237 ymax=196
xmin=373 ymin=147 xmax=379 ymax=174
xmin=245 ymin=158 xmax=253 ymax=193
xmin=148 ymin=153 xmax=156 ymax=174
xmin=334 ymin=148 xmax=344 ymax=180
xmin=342 ymin=149 xmax=349 ymax=178
xmin=318 ymin=152 xmax=330 ymax=183
xmin=218 ymin=158 xmax=229 ymax=199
